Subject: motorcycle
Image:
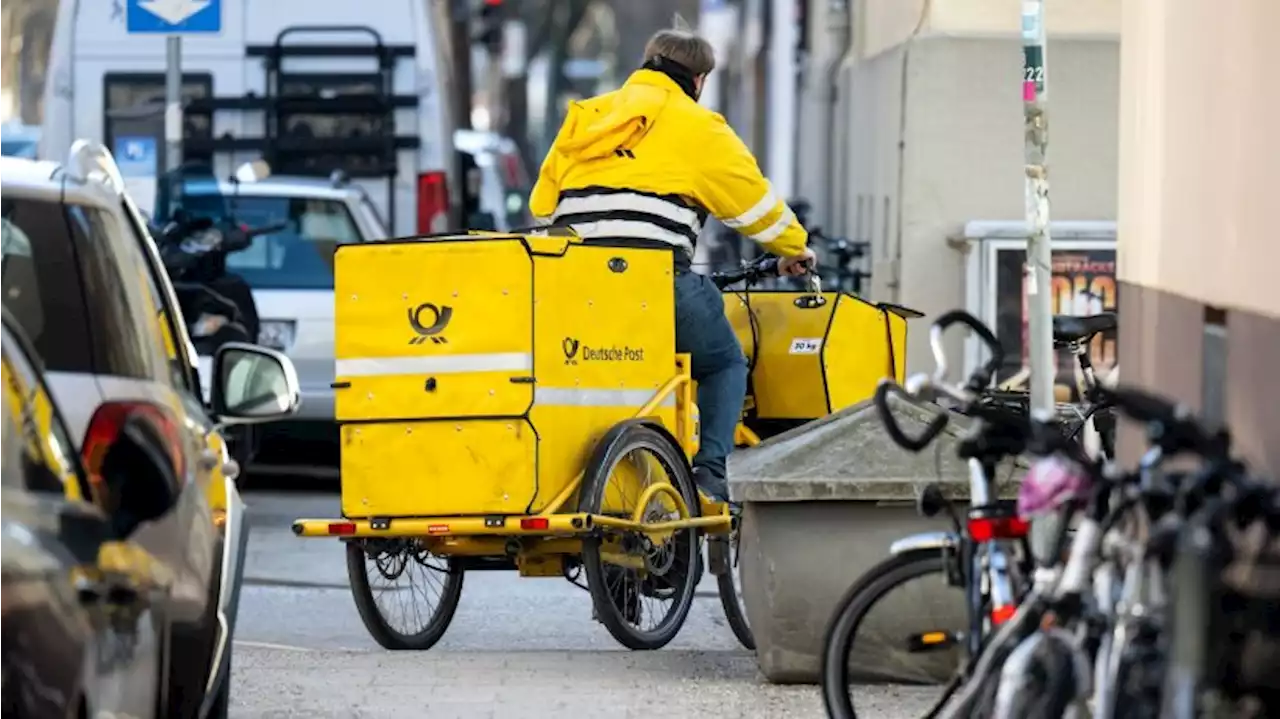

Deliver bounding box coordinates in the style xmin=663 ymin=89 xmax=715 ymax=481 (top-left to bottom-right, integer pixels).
xmin=151 ymin=160 xmax=282 ymax=468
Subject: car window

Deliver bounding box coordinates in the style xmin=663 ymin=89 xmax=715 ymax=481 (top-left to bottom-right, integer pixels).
xmin=64 ymin=204 xmax=170 ymax=384
xmin=0 ymin=195 xmax=177 ymax=390
xmin=184 ymin=193 xmax=363 ymax=290
xmin=1 ymin=198 xmax=96 ymax=373
xmin=119 ymin=201 xmax=195 ymax=392
xmin=2 ymin=343 xmax=91 ymax=500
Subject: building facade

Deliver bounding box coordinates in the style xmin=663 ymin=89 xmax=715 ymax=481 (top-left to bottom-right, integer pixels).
xmin=804 ymin=0 xmax=1122 ymax=375
xmin=1116 ymin=0 xmax=1280 ymax=474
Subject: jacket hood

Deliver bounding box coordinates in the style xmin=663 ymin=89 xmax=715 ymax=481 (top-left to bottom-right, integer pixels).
xmin=554 ymin=69 xmax=681 ymax=161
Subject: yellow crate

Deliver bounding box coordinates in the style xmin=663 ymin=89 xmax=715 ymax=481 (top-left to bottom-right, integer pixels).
xmin=333 ymin=235 xmax=677 ymax=518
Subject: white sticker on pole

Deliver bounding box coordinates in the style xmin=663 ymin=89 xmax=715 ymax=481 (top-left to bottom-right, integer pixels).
xmin=789 ymin=338 xmax=822 ymax=355
xmin=1021 ymin=1 xmax=1042 ymax=41
xmin=164 ymin=102 xmax=183 ymax=143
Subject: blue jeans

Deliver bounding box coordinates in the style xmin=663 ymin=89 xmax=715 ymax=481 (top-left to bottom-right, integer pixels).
xmin=674 ymin=271 xmax=748 ymax=501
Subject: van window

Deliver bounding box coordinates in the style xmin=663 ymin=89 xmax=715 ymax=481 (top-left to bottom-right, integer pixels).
xmin=184 ymin=193 xmax=362 ymax=290
xmin=104 ymin=73 xmax=214 ymax=168
xmin=276 ymin=76 xmax=387 ymax=176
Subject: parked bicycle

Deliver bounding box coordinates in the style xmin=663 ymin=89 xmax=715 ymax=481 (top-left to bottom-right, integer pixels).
xmin=820 ymin=308 xmax=1120 ymax=718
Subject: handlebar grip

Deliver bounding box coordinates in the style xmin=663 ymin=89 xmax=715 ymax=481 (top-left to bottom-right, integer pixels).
xmin=873 ymin=380 xmax=950 ymax=453
xmin=1103 ymin=385 xmax=1179 ymax=426
xmin=933 ymin=309 xmax=1004 ymax=373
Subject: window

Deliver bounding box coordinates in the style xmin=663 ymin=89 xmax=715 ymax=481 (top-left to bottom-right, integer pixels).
xmin=1 ymin=346 xmax=90 ymax=500
xmin=183 ymin=193 xmax=363 ymax=290
xmin=104 ymin=73 xmax=214 ymax=168
xmin=120 ymin=201 xmax=195 ymax=392
xmin=3 ymin=196 xmax=176 ymax=386
xmin=1 ymin=198 xmax=95 ymax=373
xmin=276 ymin=75 xmax=388 ymax=175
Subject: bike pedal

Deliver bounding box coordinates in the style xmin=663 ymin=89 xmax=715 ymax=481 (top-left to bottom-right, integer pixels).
xmin=905 ymin=630 xmax=958 ymax=653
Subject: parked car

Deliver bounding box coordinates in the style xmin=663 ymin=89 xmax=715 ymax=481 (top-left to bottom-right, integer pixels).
xmin=0 ymin=142 xmax=301 ymax=717
xmin=160 ymin=170 xmax=386 ymax=465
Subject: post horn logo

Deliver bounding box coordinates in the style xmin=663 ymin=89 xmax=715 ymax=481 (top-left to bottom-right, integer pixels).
xmin=562 ymin=337 xmax=579 ymax=365
xmin=408 ymin=303 xmax=453 ymax=345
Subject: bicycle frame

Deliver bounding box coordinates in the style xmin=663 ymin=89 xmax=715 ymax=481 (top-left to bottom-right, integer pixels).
xmin=889 ymin=455 xmax=1026 ymax=660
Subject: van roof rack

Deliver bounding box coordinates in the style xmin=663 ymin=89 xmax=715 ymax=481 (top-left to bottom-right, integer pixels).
xmin=185 ymin=24 xmax=419 ymax=225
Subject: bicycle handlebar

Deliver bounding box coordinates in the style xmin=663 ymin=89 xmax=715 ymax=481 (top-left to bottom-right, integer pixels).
xmin=710 ymin=254 xmax=821 ymax=291
xmin=930 ymin=309 xmax=1005 ymax=391
xmin=873 ymin=380 xmax=950 ymax=452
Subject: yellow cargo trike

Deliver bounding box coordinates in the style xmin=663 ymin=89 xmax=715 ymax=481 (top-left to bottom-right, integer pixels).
xmin=293 ymin=228 xmax=917 ymax=652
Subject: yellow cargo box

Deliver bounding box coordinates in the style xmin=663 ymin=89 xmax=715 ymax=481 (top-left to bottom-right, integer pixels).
xmin=723 ymin=291 xmax=912 ymax=420
xmin=333 ymin=235 xmax=677 ymax=519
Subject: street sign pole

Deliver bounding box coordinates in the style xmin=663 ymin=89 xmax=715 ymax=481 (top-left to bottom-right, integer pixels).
xmin=1021 ymin=0 xmax=1055 ymax=414
xmin=165 ymin=36 xmax=183 ymax=171
xmin=127 ymin=0 xmax=223 ymax=171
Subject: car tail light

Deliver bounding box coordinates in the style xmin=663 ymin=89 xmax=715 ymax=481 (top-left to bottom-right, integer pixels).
xmin=416 ymin=171 xmax=449 ymax=234
xmin=967 ymin=515 xmax=1030 ymax=543
xmin=520 ymin=517 xmax=549 ymax=531
xmin=81 ymin=401 xmax=186 ymax=492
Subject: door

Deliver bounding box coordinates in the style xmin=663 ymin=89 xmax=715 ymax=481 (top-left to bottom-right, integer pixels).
xmin=2 ymin=325 xmax=167 ymax=719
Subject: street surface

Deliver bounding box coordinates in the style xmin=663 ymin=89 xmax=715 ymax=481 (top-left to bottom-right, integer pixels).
xmin=231 ymin=482 xmax=937 ymax=718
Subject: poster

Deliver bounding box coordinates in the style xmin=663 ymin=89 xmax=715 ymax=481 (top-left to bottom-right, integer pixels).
xmin=992 ymin=244 xmax=1118 ymax=398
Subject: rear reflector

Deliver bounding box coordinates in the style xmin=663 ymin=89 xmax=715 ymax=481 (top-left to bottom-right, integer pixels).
xmin=967 ymin=515 xmax=1031 ymax=543
xmin=328 ymin=522 xmax=357 ymax=536
xmin=520 ymin=517 xmax=549 ymax=531
xmin=991 ymin=605 xmax=1017 ymax=625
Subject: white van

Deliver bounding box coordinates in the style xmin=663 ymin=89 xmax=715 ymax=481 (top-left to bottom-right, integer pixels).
xmin=40 ymin=0 xmax=461 ymax=235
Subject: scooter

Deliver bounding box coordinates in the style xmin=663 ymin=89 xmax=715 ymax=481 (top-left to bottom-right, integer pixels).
xmin=151 ymin=160 xmax=282 ymax=467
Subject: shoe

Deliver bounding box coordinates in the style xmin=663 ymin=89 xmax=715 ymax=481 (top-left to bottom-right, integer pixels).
xmin=692 ymin=466 xmax=729 ymax=504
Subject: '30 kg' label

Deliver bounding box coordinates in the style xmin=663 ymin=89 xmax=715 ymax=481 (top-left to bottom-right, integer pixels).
xmin=788 ymin=338 xmax=822 ymax=355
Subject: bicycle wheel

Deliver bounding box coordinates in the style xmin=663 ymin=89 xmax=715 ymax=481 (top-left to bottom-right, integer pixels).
xmin=580 ymin=422 xmax=701 ymax=651
xmin=713 ymin=510 xmax=755 ymax=650
xmin=346 ymin=538 xmax=464 ymax=650
xmin=821 ymin=549 xmax=968 ymax=719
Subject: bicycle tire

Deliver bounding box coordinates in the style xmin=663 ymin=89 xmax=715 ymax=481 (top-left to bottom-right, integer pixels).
xmin=821 ymin=550 xmax=962 ymax=719
xmin=713 ymin=522 xmax=755 ymax=650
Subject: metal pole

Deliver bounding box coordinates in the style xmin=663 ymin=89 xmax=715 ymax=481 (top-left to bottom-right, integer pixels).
xmin=164 ymin=36 xmax=183 ymax=171
xmin=1021 ymin=0 xmax=1055 ymax=413
xmin=766 ymin=0 xmax=797 ymax=199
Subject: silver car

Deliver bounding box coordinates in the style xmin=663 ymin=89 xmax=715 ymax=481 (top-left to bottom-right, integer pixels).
xmin=174 ymin=172 xmax=387 ymax=462
xmin=1 ymin=141 xmax=301 ymax=717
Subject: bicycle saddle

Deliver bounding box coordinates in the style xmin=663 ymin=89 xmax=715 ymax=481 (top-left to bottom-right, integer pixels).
xmin=1052 ymin=313 xmax=1117 ymax=343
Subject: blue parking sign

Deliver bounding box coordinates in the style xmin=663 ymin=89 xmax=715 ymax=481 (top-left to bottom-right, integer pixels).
xmin=127 ymin=0 xmax=222 ymax=35
xmin=114 ymin=136 xmax=158 ymax=177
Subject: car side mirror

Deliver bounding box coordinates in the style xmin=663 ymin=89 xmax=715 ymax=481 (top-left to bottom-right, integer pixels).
xmin=211 ymin=342 xmax=301 ymax=425
xmin=99 ymin=415 xmax=181 ymax=538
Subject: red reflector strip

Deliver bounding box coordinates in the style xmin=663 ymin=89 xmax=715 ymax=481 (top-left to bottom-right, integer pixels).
xmin=428 ymin=524 xmax=450 ymax=534
xmin=991 ymin=605 xmax=1017 ymax=625
xmin=328 ymin=522 xmax=356 ymax=536
xmin=967 ymin=516 xmax=1031 ymax=542
xmin=520 ymin=518 xmax=549 ymax=530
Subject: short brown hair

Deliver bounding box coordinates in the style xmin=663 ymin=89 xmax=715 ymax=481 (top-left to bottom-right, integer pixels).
xmin=643 ymin=29 xmax=715 ymax=76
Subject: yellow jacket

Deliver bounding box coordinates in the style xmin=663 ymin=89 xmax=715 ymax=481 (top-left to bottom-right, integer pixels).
xmin=529 ymin=69 xmax=808 ymax=258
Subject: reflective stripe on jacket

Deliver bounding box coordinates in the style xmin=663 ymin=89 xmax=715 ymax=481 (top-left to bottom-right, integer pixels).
xmin=529 ymin=69 xmax=808 ymax=259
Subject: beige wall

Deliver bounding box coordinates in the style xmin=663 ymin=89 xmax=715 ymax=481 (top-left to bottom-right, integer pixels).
xmin=860 ymin=0 xmax=1119 ymax=59
xmin=834 ymin=35 xmax=1120 ymax=372
xmin=1117 ymin=0 xmax=1280 ymax=319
